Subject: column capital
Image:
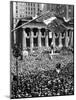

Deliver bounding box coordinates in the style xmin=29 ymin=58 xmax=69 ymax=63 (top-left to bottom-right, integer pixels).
xmin=23 ymin=29 xmax=26 ymax=50
xmin=45 ymin=29 xmax=49 ymax=47
xmin=30 ymin=28 xmax=33 ymax=32
xmin=38 ymin=28 xmax=41 ymax=48
xmin=52 ymin=32 xmax=55 ymax=48
xmin=38 ymin=28 xmax=41 ymax=31
xmin=30 ymin=29 xmax=33 ymax=52
xmin=59 ymin=33 xmax=62 ymax=48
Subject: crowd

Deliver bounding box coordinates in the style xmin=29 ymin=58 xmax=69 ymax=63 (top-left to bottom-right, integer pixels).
xmin=11 ymin=47 xmax=74 ymax=99
xmin=11 ymin=62 xmax=74 ymax=99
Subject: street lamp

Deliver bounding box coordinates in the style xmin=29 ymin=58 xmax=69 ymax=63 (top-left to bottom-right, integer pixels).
xmin=12 ymin=44 xmax=22 ymax=93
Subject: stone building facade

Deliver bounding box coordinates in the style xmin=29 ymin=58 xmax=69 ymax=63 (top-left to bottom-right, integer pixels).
xmin=12 ymin=1 xmax=42 ymax=28
xmin=14 ymin=19 xmax=73 ymax=53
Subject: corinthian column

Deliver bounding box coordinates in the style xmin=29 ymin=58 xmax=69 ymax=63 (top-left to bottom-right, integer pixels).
xmin=71 ymin=30 xmax=73 ymax=47
xmin=23 ymin=28 xmax=26 ymax=50
xmin=30 ymin=29 xmax=33 ymax=52
xmin=45 ymin=30 xmax=48 ymax=47
xmin=38 ymin=29 xmax=41 ymax=48
xmin=65 ymin=30 xmax=69 ymax=47
xmin=52 ymin=32 xmax=55 ymax=48
xmin=59 ymin=33 xmax=62 ymax=48
xmin=14 ymin=31 xmax=16 ymax=44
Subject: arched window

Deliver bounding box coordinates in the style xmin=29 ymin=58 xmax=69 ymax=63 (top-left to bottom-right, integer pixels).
xmin=55 ymin=33 xmax=59 ymax=38
xmin=41 ymin=28 xmax=45 ymax=37
xmin=25 ymin=28 xmax=31 ymax=37
xmin=33 ymin=28 xmax=38 ymax=37
xmin=62 ymin=32 xmax=65 ymax=38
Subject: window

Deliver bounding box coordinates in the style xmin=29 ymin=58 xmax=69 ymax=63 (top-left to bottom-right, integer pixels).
xmin=42 ymin=32 xmax=44 ymax=36
xmin=28 ymin=3 xmax=30 ymax=5
xmin=16 ymin=6 xmax=18 ymax=9
xmin=34 ymin=32 xmax=36 ymax=36
xmin=38 ymin=4 xmax=39 ymax=8
xmin=27 ymin=33 xmax=29 ymax=36
xmin=28 ymin=12 xmax=30 ymax=14
xmin=38 ymin=8 xmax=40 ymax=11
xmin=34 ymin=3 xmax=35 ymax=7
xmin=62 ymin=32 xmax=65 ymax=37
xmin=28 ymin=7 xmax=30 ymax=10
xmin=41 ymin=29 xmax=45 ymax=36
xmin=20 ymin=15 xmax=22 ymax=17
xmin=16 ymin=10 xmax=18 ymax=13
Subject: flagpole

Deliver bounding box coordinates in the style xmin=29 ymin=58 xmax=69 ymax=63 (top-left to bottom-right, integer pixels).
xmin=11 ymin=10 xmax=50 ymax=32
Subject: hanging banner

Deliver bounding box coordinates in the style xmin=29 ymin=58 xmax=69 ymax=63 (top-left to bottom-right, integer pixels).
xmin=49 ymin=32 xmax=52 ymax=38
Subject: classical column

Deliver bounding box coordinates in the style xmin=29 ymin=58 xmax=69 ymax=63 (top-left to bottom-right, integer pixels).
xmin=30 ymin=29 xmax=33 ymax=52
xmin=71 ymin=30 xmax=74 ymax=47
xmin=14 ymin=31 xmax=16 ymax=44
xmin=65 ymin=30 xmax=69 ymax=47
xmin=45 ymin=30 xmax=48 ymax=47
xmin=68 ymin=30 xmax=71 ymax=47
xmin=38 ymin=29 xmax=41 ymax=48
xmin=52 ymin=32 xmax=55 ymax=48
xmin=65 ymin=5 xmax=69 ymax=47
xmin=23 ymin=28 xmax=26 ymax=50
xmin=59 ymin=33 xmax=62 ymax=48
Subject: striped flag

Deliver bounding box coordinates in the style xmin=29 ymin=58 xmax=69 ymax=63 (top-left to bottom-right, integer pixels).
xmin=43 ymin=17 xmax=56 ymax=25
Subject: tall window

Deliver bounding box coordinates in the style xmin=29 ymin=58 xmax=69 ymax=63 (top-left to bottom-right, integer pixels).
xmin=42 ymin=32 xmax=44 ymax=36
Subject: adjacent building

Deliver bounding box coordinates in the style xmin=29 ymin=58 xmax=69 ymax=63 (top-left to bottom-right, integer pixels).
xmin=15 ymin=2 xmax=41 ymax=18
xmin=13 ymin=1 xmax=42 ymax=28
xmin=43 ymin=4 xmax=74 ymax=19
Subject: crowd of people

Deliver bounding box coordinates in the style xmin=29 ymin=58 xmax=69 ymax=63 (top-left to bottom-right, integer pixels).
xmin=11 ymin=62 xmax=74 ymax=99
xmin=11 ymin=47 xmax=74 ymax=99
